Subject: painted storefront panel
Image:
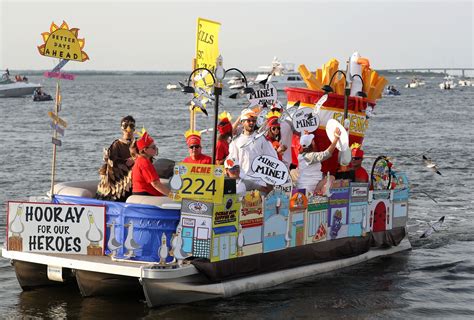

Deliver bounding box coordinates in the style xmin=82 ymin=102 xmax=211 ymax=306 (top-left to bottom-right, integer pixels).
xmin=263 ymin=190 xmax=290 ymax=253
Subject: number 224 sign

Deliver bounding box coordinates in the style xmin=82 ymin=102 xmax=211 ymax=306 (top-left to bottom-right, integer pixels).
xmin=174 ymin=163 xmax=225 ymax=203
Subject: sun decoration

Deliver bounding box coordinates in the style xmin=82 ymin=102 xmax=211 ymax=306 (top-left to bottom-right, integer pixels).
xmin=218 ymin=111 xmax=232 ymax=122
xmin=37 ymin=21 xmax=89 ymax=62
xmin=184 ymin=130 xmax=201 ymax=139
xmin=350 ymin=142 xmax=362 ymax=150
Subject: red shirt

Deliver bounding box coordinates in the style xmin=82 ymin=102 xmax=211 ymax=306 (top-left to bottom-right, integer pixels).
xmin=215 ymin=139 xmax=229 ymax=163
xmin=132 ymin=156 xmax=162 ymax=196
xmin=354 ymin=167 xmax=369 ymax=183
xmin=183 ymin=153 xmax=212 ymax=164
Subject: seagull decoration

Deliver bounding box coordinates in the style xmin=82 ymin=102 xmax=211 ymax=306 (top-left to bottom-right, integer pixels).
xmin=420 ymin=216 xmax=445 ymax=238
xmin=188 ymin=97 xmax=208 ymax=116
xmin=312 ymin=94 xmax=328 ymax=117
xmin=422 ymin=155 xmax=442 ymax=175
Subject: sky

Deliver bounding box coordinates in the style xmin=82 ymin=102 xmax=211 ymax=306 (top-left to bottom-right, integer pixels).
xmin=0 ymin=0 xmax=472 ymax=72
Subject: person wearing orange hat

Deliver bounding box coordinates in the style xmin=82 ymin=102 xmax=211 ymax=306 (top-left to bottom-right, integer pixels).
xmin=96 ymin=115 xmax=136 ymax=201
xmin=350 ymin=143 xmax=369 ymax=182
xmin=183 ymin=130 xmax=212 ymax=164
xmin=131 ymin=131 xmax=170 ymax=196
xmin=228 ymin=109 xmax=277 ymax=181
xmin=215 ymin=112 xmax=233 ymax=165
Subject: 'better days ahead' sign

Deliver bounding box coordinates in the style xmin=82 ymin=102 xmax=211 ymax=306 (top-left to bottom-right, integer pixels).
xmin=7 ymin=201 xmax=105 ymax=255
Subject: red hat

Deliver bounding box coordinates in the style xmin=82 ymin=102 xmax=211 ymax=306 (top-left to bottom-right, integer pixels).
xmin=266 ymin=110 xmax=281 ymax=128
xmin=185 ymin=130 xmax=201 ymax=146
xmin=350 ymin=142 xmax=364 ymax=158
xmin=137 ymin=131 xmax=154 ymax=151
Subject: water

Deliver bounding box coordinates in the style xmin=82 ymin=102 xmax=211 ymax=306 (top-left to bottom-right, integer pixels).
xmin=1 ymin=74 xmax=473 ymax=319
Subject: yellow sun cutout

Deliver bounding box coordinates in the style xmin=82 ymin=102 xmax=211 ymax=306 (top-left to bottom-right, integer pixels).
xmin=37 ymin=21 xmax=89 ymax=62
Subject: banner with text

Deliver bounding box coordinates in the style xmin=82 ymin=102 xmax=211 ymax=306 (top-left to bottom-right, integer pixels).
xmin=195 ymin=18 xmax=221 ymax=88
xmin=7 ymin=202 xmax=105 ymax=255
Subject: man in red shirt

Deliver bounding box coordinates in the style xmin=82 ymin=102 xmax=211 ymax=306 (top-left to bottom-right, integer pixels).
xmin=350 ymin=143 xmax=369 ymax=183
xmin=183 ymin=130 xmax=212 ymax=164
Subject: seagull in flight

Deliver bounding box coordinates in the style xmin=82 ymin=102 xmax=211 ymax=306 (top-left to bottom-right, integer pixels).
xmin=420 ymin=216 xmax=445 ymax=238
xmin=423 ymin=155 xmax=442 ymax=175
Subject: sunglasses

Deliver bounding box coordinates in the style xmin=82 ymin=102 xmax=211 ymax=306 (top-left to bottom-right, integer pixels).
xmin=147 ymin=145 xmax=157 ymax=150
xmin=121 ymin=123 xmax=135 ymax=130
xmin=352 ymin=157 xmax=362 ymax=160
xmin=271 ymin=127 xmax=280 ymax=131
xmin=189 ymin=145 xmax=201 ymax=149
xmin=245 ymin=119 xmax=256 ymax=123
xmin=228 ymin=166 xmax=240 ymax=172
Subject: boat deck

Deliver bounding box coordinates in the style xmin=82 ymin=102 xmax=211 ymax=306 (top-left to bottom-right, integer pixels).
xmin=0 ymin=248 xmax=199 ymax=279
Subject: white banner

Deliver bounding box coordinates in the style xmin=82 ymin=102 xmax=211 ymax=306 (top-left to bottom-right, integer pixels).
xmin=249 ymin=155 xmax=289 ymax=186
xmin=247 ymin=83 xmax=278 ymax=107
xmin=292 ymin=107 xmax=320 ymax=133
xmin=7 ymin=202 xmax=106 ymax=255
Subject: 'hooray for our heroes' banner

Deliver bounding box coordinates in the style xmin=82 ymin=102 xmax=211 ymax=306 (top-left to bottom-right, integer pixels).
xmin=7 ymin=202 xmax=105 ymax=255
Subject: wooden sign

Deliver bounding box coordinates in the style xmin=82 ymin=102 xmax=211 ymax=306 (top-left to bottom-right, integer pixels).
xmin=48 ymin=111 xmax=68 ymax=128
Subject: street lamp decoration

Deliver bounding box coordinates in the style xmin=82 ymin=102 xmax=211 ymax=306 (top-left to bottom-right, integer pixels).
xmin=215 ymin=55 xmax=225 ymax=87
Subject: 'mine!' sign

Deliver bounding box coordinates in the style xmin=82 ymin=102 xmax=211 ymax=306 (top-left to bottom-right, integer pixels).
xmin=247 ymin=83 xmax=278 ymax=107
xmin=7 ymin=202 xmax=105 ymax=255
xmin=37 ymin=21 xmax=89 ymax=62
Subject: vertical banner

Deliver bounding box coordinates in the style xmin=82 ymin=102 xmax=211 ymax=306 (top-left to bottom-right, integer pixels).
xmin=195 ymin=18 xmax=221 ymax=88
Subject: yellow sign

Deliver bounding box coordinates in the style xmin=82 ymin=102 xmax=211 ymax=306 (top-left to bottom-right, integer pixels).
xmin=48 ymin=111 xmax=68 ymax=128
xmin=195 ymin=18 xmax=220 ymax=87
xmin=177 ymin=163 xmax=224 ymax=203
xmin=38 ymin=21 xmax=89 ymax=62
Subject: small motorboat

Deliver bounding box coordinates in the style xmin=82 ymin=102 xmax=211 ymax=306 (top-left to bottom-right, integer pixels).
xmin=404 ymin=78 xmax=425 ymax=89
xmin=386 ymin=85 xmax=400 ymax=96
xmin=166 ymin=83 xmax=179 ymax=90
xmin=33 ymin=92 xmax=53 ymax=101
xmin=0 ymin=73 xmax=41 ymax=97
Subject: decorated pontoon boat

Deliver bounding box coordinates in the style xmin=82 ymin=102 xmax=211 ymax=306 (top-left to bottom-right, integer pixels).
xmin=1 ymin=19 xmax=410 ymax=308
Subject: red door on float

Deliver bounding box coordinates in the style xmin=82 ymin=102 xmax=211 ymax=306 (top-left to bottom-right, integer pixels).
xmin=372 ymin=201 xmax=387 ymax=232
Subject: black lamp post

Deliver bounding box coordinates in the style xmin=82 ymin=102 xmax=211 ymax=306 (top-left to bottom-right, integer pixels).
xmin=182 ymin=59 xmax=254 ymax=164
xmin=322 ymin=70 xmax=366 ymax=125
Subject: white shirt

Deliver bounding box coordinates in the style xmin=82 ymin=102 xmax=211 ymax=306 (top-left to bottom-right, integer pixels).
xmin=229 ymin=131 xmax=278 ymax=181
xmin=296 ymin=150 xmax=331 ymax=191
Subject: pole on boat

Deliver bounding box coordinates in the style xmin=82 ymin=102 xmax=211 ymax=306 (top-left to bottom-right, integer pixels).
xmin=212 ymin=55 xmax=225 ymax=164
xmin=49 ymin=80 xmax=61 ymax=199
xmin=343 ymin=57 xmax=350 ymax=127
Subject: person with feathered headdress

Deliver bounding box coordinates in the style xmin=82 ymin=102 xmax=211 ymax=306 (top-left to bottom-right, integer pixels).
xmin=350 ymin=142 xmax=369 ymax=182
xmin=182 ymin=130 xmax=212 ymax=164
xmin=215 ymin=111 xmax=233 ymax=165
xmin=265 ymin=110 xmax=287 ymax=160
xmin=96 ymin=115 xmax=136 ymax=202
xmin=131 ymin=129 xmax=170 ymax=196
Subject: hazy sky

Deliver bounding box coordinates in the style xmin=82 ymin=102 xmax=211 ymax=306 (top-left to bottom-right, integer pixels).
xmin=0 ymin=0 xmax=472 ymax=71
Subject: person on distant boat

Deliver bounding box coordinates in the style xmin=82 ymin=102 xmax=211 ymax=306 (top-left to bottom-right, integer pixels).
xmin=350 ymin=143 xmax=369 ymax=183
xmin=22 ymin=76 xmax=28 ymax=82
xmin=131 ymin=131 xmax=170 ymax=196
xmin=228 ymin=109 xmax=278 ymax=178
xmin=182 ymin=130 xmax=212 ymax=164
xmin=215 ymin=112 xmax=233 ymax=165
xmin=5 ymin=68 xmax=9 ymax=76
xmin=295 ymin=129 xmax=340 ymax=193
xmin=96 ymin=115 xmax=136 ymax=201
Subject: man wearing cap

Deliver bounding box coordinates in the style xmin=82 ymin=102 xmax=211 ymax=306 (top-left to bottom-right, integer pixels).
xmin=183 ymin=130 xmax=212 ymax=164
xmin=96 ymin=115 xmax=136 ymax=201
xmin=296 ymin=128 xmax=341 ymax=193
xmin=228 ymin=109 xmax=278 ymax=183
xmin=132 ymin=131 xmax=170 ymax=196
xmin=350 ymin=143 xmax=369 ymax=183
xmin=215 ymin=112 xmax=233 ymax=165
xmin=224 ymin=157 xmax=272 ymax=196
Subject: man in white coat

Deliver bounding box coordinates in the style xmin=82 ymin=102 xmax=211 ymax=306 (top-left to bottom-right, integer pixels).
xmin=228 ymin=109 xmax=278 ymax=187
